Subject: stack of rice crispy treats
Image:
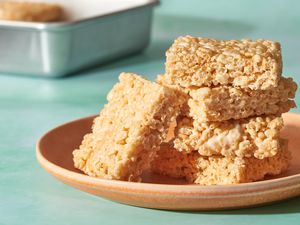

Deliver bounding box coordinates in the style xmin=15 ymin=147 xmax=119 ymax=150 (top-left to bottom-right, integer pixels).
xmin=73 ymin=36 xmax=297 ymax=185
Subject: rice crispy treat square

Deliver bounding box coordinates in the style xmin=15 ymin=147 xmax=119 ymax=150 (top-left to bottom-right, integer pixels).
xmin=188 ymin=77 xmax=297 ymax=122
xmin=151 ymin=140 xmax=290 ymax=185
xmin=73 ymin=73 xmax=183 ymax=181
xmin=0 ymin=2 xmax=62 ymax=22
xmin=164 ymin=36 xmax=282 ymax=90
xmin=173 ymin=115 xmax=284 ymax=159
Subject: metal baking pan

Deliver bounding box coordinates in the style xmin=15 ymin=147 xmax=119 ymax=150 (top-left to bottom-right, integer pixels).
xmin=0 ymin=0 xmax=159 ymax=77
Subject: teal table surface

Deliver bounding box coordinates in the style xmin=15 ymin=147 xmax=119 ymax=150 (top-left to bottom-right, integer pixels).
xmin=1 ymin=0 xmax=300 ymax=224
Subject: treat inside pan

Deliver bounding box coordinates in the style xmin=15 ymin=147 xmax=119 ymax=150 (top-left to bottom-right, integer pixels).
xmin=0 ymin=0 xmax=158 ymax=22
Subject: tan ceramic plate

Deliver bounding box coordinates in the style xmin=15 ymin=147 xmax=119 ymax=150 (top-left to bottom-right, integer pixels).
xmin=36 ymin=113 xmax=300 ymax=211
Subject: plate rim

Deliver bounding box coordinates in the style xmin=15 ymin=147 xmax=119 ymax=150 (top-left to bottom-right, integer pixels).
xmin=36 ymin=112 xmax=300 ymax=196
